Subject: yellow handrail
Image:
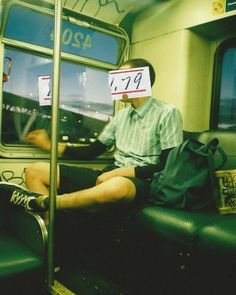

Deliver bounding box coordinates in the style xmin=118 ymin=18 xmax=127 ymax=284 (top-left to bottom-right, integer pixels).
xmin=48 ymin=0 xmax=62 ymax=288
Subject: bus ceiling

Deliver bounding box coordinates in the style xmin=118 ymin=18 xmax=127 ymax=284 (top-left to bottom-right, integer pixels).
xmin=0 ymin=0 xmax=168 ymax=28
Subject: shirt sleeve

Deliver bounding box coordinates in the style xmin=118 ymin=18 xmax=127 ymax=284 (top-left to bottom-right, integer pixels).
xmin=159 ymin=107 xmax=183 ymax=150
xmin=97 ymin=115 xmax=117 ymax=146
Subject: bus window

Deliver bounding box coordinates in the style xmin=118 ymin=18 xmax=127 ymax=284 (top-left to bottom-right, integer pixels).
xmin=2 ymin=47 xmax=113 ymax=146
xmin=3 ymin=4 xmax=126 ymax=65
xmin=0 ymin=2 xmax=128 ymax=155
xmin=211 ymin=39 xmax=236 ymax=129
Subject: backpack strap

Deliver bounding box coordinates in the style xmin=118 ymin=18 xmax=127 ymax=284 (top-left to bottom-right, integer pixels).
xmin=207 ymin=149 xmax=220 ymax=207
xmin=206 ymin=138 xmax=227 ymax=207
xmin=204 ymin=137 xmax=227 ymax=170
xmin=215 ymin=146 xmax=227 ymax=170
xmin=206 ymin=138 xmax=219 ymax=149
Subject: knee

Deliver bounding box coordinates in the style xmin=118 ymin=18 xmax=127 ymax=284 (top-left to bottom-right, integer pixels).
xmin=105 ymin=176 xmax=136 ymax=204
xmin=25 ymin=162 xmax=48 ymax=184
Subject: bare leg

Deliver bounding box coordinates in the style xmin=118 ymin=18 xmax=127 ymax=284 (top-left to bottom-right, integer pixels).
xmin=56 ymin=176 xmax=136 ymax=212
xmin=25 ymin=162 xmax=59 ymax=223
xmin=26 ymin=164 xmax=136 ymax=212
xmin=25 ymin=162 xmax=60 ymax=195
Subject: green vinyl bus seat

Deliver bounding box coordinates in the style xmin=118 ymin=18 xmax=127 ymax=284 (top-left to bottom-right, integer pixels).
xmin=0 ymin=203 xmax=47 ymax=293
xmin=51 ymin=130 xmax=236 ymax=295
xmin=121 ymin=130 xmax=236 ymax=294
xmin=127 ymin=130 xmax=236 ymax=247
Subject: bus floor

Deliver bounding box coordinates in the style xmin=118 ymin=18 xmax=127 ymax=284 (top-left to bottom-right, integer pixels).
xmin=54 ymin=264 xmax=128 ymax=295
xmin=51 ymin=210 xmax=185 ymax=295
xmin=52 ymin=210 xmax=136 ymax=295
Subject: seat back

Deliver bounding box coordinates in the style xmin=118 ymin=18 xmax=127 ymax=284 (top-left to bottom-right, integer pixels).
xmin=184 ymin=130 xmax=236 ymax=169
xmin=8 ymin=208 xmax=47 ymax=257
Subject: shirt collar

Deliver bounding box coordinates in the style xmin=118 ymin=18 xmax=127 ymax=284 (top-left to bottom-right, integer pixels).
xmin=129 ymin=97 xmax=153 ymax=118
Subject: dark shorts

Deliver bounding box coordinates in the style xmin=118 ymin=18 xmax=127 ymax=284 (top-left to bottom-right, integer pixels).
xmin=58 ymin=164 xmax=151 ymax=207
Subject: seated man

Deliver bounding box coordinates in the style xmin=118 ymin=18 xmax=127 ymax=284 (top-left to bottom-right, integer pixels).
xmin=1 ymin=58 xmax=183 ymax=213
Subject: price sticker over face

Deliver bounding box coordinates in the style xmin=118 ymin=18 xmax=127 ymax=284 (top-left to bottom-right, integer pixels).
xmin=109 ymin=66 xmax=152 ymax=100
xmin=38 ymin=75 xmax=51 ymax=106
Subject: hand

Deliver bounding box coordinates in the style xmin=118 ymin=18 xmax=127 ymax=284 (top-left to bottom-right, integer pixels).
xmin=24 ymin=129 xmax=51 ymax=151
xmin=95 ymin=167 xmax=135 ymax=185
xmin=96 ymin=170 xmax=115 ymax=185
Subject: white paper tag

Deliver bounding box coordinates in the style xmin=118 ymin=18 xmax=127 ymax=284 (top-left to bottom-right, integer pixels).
xmin=38 ymin=75 xmax=51 ymax=106
xmin=109 ymin=66 xmax=152 ymax=100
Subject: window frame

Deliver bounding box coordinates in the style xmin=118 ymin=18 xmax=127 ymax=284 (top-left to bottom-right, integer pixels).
xmin=0 ymin=0 xmax=129 ymax=158
xmin=210 ymin=38 xmax=236 ymax=129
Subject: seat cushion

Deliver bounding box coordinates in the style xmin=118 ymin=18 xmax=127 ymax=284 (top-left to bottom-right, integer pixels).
xmin=131 ymin=206 xmax=222 ymax=246
xmin=196 ymin=214 xmax=236 ymax=254
xmin=0 ymin=233 xmax=43 ymax=278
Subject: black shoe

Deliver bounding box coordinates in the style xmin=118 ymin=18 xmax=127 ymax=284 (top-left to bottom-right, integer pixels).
xmin=0 ymin=181 xmax=45 ymax=211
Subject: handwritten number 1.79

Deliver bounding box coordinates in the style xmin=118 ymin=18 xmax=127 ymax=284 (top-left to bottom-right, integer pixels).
xmin=110 ymin=71 xmax=143 ymax=91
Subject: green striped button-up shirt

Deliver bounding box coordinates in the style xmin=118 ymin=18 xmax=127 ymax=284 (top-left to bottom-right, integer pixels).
xmin=98 ymin=97 xmax=183 ymax=168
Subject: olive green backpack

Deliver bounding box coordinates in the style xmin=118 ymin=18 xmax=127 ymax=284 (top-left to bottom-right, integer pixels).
xmin=150 ymin=138 xmax=227 ymax=211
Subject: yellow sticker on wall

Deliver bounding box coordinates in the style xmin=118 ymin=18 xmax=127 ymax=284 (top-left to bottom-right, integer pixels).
xmin=212 ymin=0 xmax=226 ymax=14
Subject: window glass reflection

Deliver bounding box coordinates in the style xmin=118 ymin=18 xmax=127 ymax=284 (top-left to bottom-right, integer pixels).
xmin=218 ymin=47 xmax=236 ymax=129
xmin=2 ymin=48 xmax=113 ymax=145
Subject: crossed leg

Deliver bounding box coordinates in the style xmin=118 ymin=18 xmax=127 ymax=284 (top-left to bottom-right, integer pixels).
xmin=25 ymin=162 xmax=57 ymax=195
xmin=25 ymin=162 xmax=136 ymax=212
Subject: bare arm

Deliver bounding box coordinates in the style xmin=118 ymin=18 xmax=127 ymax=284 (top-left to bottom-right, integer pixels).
xmin=25 ymin=129 xmax=109 ymax=158
xmin=25 ymin=129 xmax=66 ymax=155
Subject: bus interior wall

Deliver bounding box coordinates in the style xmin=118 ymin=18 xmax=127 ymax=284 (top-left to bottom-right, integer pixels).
xmin=129 ymin=0 xmax=236 ymax=131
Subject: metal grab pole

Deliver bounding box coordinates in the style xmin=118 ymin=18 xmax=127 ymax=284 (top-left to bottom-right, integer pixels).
xmin=48 ymin=0 xmax=62 ymax=288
